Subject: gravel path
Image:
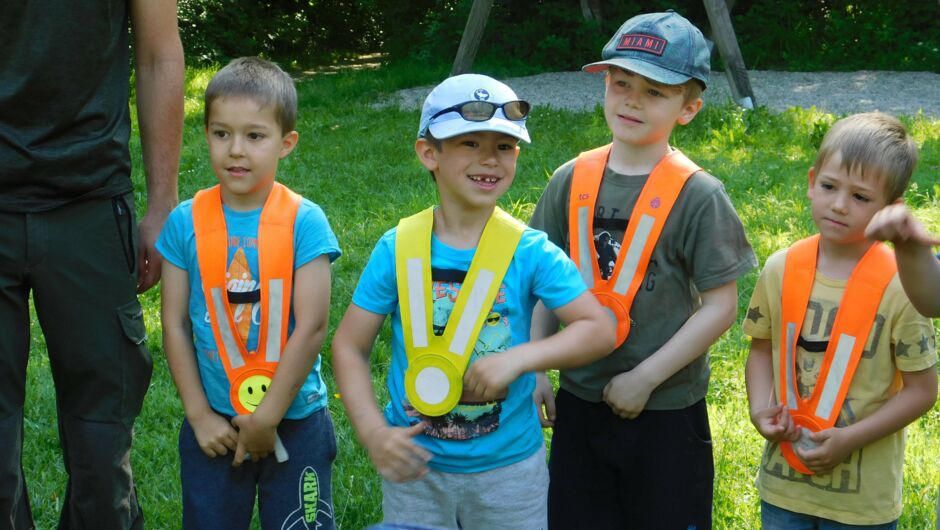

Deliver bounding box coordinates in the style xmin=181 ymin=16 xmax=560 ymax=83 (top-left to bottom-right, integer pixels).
xmin=384 ymin=70 xmax=940 ymax=118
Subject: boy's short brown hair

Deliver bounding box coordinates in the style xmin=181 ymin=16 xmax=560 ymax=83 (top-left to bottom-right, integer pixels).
xmin=204 ymin=57 xmax=297 ymax=134
xmin=813 ymin=112 xmax=918 ymax=202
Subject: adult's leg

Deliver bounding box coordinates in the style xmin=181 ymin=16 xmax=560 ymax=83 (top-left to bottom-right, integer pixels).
xmin=258 ymin=409 xmax=337 ymax=530
xmin=0 ymin=211 xmax=34 ymax=529
xmin=31 ymin=195 xmax=152 ymax=529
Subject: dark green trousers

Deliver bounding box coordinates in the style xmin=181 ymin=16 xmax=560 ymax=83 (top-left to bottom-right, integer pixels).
xmin=0 ymin=193 xmax=152 ymax=529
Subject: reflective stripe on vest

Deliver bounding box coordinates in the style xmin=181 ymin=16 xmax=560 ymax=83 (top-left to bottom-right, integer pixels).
xmin=193 ymin=183 xmax=301 ymax=416
xmin=568 ymin=144 xmax=700 ymax=347
xmin=396 ymin=206 xmax=525 ymax=416
xmin=778 ymin=235 xmax=896 ymax=475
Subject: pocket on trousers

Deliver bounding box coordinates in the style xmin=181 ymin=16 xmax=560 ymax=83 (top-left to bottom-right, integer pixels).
xmin=116 ymin=299 xmax=152 ymax=419
xmin=117 ymin=299 xmax=147 ymax=346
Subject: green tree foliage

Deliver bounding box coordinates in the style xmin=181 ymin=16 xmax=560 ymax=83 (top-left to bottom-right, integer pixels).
xmin=178 ymin=0 xmax=380 ymax=66
xmin=178 ymin=0 xmax=938 ymax=72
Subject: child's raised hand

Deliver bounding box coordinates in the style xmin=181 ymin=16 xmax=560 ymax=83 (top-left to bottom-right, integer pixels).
xmin=463 ymin=351 xmax=522 ymax=402
xmin=364 ymin=423 xmax=431 ymax=483
xmin=866 ymin=203 xmax=940 ymax=246
xmin=602 ymin=370 xmax=654 ymax=419
xmin=231 ymin=413 xmax=277 ymax=467
xmin=750 ymin=404 xmax=799 ymax=443
xmin=189 ymin=409 xmax=238 ymax=458
xmin=533 ymin=371 xmax=556 ymax=427
xmin=796 ymin=427 xmax=854 ymax=474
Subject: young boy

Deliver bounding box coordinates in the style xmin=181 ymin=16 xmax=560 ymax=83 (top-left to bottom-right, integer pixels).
xmin=744 ymin=112 xmax=937 ymax=528
xmin=528 ymin=11 xmax=757 ymax=528
xmin=332 ymin=74 xmax=615 ymax=529
xmin=866 ymin=203 xmax=940 ymax=317
xmin=157 ymin=57 xmax=341 ymax=529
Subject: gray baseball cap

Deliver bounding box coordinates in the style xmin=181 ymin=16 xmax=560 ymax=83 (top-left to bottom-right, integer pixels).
xmin=583 ymin=11 xmax=710 ymax=89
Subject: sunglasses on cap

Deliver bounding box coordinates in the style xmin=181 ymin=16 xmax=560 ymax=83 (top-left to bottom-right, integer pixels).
xmin=430 ymin=100 xmax=531 ymax=123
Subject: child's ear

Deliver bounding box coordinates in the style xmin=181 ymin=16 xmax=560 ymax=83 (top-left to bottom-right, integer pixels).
xmin=415 ymin=138 xmax=439 ymax=172
xmin=676 ymin=98 xmax=703 ymax=126
xmin=806 ymin=167 xmax=816 ymax=200
xmin=279 ymin=131 xmax=299 ymax=159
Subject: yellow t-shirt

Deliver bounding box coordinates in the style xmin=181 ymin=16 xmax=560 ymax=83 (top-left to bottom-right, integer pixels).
xmin=742 ymin=248 xmax=937 ymax=525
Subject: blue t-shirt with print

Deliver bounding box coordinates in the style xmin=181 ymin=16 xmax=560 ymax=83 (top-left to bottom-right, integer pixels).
xmin=156 ymin=194 xmax=341 ymax=419
xmin=352 ymin=221 xmax=586 ymax=473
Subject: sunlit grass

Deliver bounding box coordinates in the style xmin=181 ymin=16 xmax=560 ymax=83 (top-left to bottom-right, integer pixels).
xmin=21 ymin=64 xmax=940 ymax=529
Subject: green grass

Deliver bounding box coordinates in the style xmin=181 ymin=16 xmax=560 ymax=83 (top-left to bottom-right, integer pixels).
xmin=20 ymin=64 xmax=940 ymax=529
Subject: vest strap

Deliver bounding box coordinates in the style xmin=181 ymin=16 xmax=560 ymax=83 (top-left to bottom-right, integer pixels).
xmin=396 ymin=207 xmax=526 ymax=416
xmin=193 ymin=183 xmax=301 ymax=415
xmin=568 ymin=145 xmax=700 ymax=347
xmin=778 ymin=235 xmax=896 ymax=474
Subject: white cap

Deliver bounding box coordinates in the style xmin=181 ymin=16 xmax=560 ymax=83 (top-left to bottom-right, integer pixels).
xmin=417 ymin=74 xmax=530 ymax=143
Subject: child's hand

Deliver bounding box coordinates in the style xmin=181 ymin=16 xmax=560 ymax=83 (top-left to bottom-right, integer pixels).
xmin=533 ymin=372 xmax=556 ymax=427
xmin=231 ymin=413 xmax=277 ymax=467
xmin=189 ymin=410 xmax=238 ymax=458
xmin=602 ymin=370 xmax=654 ymax=419
xmin=796 ymin=427 xmax=854 ymax=474
xmin=750 ymin=404 xmax=800 ymax=443
xmin=866 ymin=203 xmax=940 ymax=246
xmin=463 ymin=351 xmax=522 ymax=402
xmin=364 ymin=423 xmax=431 ymax=483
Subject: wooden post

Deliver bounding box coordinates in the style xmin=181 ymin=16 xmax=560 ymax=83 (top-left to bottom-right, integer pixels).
xmin=702 ymin=0 xmax=755 ymax=109
xmin=451 ymin=0 xmax=494 ymax=76
xmin=579 ymin=0 xmax=603 ymax=25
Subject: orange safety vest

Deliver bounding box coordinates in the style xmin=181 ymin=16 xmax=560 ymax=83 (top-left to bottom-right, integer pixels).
xmin=192 ymin=183 xmax=301 ymax=416
xmin=778 ymin=235 xmax=896 ymax=474
xmin=568 ymin=144 xmax=700 ymax=347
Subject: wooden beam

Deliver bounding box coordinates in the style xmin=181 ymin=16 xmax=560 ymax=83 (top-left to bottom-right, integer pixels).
xmin=703 ymin=0 xmax=755 ymax=109
xmin=451 ymin=0 xmax=494 ymax=76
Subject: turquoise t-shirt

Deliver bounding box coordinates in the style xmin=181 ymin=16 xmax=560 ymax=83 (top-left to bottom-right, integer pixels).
xmin=352 ymin=220 xmax=586 ymax=473
xmin=156 ymin=195 xmax=341 ymax=419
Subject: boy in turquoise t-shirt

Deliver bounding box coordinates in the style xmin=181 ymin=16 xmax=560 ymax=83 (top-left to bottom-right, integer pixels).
xmin=157 ymin=57 xmax=340 ymax=529
xmin=333 ymin=74 xmax=615 ymax=529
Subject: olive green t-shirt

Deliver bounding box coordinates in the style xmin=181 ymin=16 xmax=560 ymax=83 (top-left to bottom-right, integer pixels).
xmin=530 ymin=154 xmax=756 ymax=409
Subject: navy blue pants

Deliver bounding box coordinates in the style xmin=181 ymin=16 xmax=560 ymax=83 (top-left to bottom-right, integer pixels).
xmin=179 ymin=408 xmax=337 ymax=530
xmin=548 ymin=389 xmax=714 ymax=530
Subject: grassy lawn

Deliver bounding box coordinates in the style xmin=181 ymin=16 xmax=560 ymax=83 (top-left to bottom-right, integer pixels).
xmin=20 ymin=63 xmax=940 ymax=529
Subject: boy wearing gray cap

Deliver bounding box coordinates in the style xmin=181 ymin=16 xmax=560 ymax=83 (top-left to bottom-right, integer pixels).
xmin=332 ymin=74 xmax=615 ymax=529
xmin=530 ymin=11 xmax=756 ymax=528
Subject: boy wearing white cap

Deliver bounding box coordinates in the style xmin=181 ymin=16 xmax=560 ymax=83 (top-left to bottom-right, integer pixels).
xmin=332 ymin=74 xmax=615 ymax=529
xmin=529 ymin=11 xmax=756 ymax=528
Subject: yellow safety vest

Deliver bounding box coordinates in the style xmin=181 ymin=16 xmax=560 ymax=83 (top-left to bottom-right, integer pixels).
xmin=396 ymin=206 xmax=525 ymax=416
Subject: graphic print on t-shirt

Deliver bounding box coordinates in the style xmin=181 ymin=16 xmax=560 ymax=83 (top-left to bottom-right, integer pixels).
xmin=203 ymin=241 xmax=262 ymax=362
xmin=595 ymin=231 xmax=620 ymax=280
xmin=227 ymin=247 xmax=256 ymax=343
xmin=761 ymin=299 xmax=887 ymax=493
xmin=404 ymin=268 xmax=511 ymax=440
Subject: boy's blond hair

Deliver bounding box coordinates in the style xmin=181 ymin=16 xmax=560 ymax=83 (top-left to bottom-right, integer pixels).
xmin=813 ymin=112 xmax=918 ymax=202
xmin=204 ymin=57 xmax=297 ymax=134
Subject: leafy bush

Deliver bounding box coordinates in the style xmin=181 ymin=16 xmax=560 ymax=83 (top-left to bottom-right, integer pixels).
xmin=177 ymin=0 xmax=939 ymax=73
xmin=733 ymin=0 xmax=940 ymax=71
xmin=178 ymin=0 xmax=380 ymax=66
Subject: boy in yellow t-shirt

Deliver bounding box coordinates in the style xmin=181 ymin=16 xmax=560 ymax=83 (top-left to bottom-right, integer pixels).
xmin=743 ymin=112 xmax=937 ymax=527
